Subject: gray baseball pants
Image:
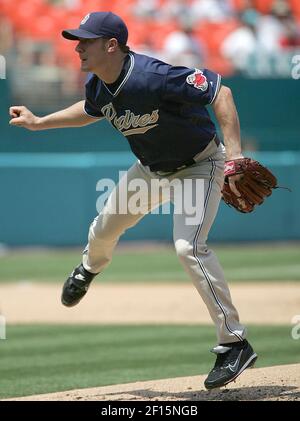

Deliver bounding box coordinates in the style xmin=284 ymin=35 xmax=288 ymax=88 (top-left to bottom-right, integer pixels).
xmin=82 ymin=141 xmax=246 ymax=344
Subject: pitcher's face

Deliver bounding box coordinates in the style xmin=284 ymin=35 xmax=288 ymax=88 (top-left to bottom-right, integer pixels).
xmin=75 ymin=38 xmax=108 ymax=73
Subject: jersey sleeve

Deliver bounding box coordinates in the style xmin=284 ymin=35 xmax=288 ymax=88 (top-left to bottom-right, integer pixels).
xmin=162 ymin=66 xmax=221 ymax=106
xmin=84 ymin=73 xmax=104 ymax=118
xmin=84 ymin=97 xmax=104 ymax=118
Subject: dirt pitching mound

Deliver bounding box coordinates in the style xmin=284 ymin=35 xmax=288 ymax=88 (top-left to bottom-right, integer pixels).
xmin=9 ymin=364 xmax=300 ymax=401
xmin=2 ymin=282 xmax=299 ymax=324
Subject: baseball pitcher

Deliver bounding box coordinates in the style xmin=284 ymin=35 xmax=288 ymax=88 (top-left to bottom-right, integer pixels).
xmin=9 ymin=11 xmax=269 ymax=389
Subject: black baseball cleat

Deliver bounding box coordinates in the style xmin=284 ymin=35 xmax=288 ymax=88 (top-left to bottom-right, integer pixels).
xmin=61 ymin=263 xmax=98 ymax=307
xmin=204 ymin=339 xmax=257 ymax=390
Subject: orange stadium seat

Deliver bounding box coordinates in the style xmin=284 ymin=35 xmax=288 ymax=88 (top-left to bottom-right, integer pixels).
xmin=147 ymin=20 xmax=180 ymax=51
xmin=0 ymin=0 xmax=14 ymax=16
xmin=254 ymin=0 xmax=275 ymax=13
xmin=4 ymin=0 xmax=51 ymax=35
xmin=9 ymin=0 xmax=300 ymax=74
xmin=29 ymin=15 xmax=58 ymax=41
xmin=73 ymin=0 xmax=135 ymax=15
xmin=48 ymin=7 xmax=69 ymax=31
xmin=289 ymin=0 xmax=300 ymax=21
xmin=195 ymin=20 xmax=240 ymax=54
xmin=231 ymin=0 xmax=275 ymax=13
xmin=126 ymin=17 xmax=150 ymax=47
xmin=230 ymin=0 xmax=246 ymax=11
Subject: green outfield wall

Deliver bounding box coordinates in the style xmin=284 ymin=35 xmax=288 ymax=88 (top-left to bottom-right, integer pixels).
xmin=0 ymin=152 xmax=298 ymax=246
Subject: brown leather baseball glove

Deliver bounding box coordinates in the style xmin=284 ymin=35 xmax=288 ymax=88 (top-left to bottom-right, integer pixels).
xmin=221 ymin=158 xmax=278 ymax=213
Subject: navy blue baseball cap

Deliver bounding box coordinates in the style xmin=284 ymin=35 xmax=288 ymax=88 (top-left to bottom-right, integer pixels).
xmin=62 ymin=12 xmax=128 ymax=45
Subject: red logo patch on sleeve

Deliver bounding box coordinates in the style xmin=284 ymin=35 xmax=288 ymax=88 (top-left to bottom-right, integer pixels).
xmin=186 ymin=69 xmax=208 ymax=91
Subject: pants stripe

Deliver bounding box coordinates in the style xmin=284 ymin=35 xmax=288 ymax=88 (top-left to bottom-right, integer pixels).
xmin=192 ymin=157 xmax=243 ymax=342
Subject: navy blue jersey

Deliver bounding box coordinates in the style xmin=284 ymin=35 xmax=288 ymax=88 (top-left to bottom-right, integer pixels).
xmin=84 ymin=52 xmax=221 ymax=171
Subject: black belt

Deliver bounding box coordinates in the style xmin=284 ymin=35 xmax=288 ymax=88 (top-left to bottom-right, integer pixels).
xmin=149 ymin=136 xmax=220 ymax=174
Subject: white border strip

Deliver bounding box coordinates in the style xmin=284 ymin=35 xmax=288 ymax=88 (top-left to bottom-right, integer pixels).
xmin=209 ymin=73 xmax=221 ymax=105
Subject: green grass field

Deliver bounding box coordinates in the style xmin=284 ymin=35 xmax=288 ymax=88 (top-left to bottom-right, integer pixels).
xmin=0 ymin=324 xmax=298 ymax=399
xmin=0 ymin=243 xmax=299 ymax=283
xmin=1 ymin=243 xmax=299 ymax=399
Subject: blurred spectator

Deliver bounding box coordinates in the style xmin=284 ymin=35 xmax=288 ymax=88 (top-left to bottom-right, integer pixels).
xmin=280 ymin=20 xmax=300 ymax=49
xmin=134 ymin=0 xmax=161 ymax=19
xmin=161 ymin=0 xmax=194 ymax=25
xmin=191 ymin=0 xmax=234 ymax=23
xmin=2 ymin=0 xmax=300 ymax=106
xmin=275 ymin=1 xmax=300 ymax=49
xmin=220 ymin=9 xmax=258 ymax=72
xmin=49 ymin=0 xmax=80 ymax=7
xmin=256 ymin=0 xmax=294 ymax=53
xmin=163 ymin=23 xmax=205 ymax=67
xmin=0 ymin=13 xmax=14 ymax=54
xmin=9 ymin=38 xmax=81 ymax=109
